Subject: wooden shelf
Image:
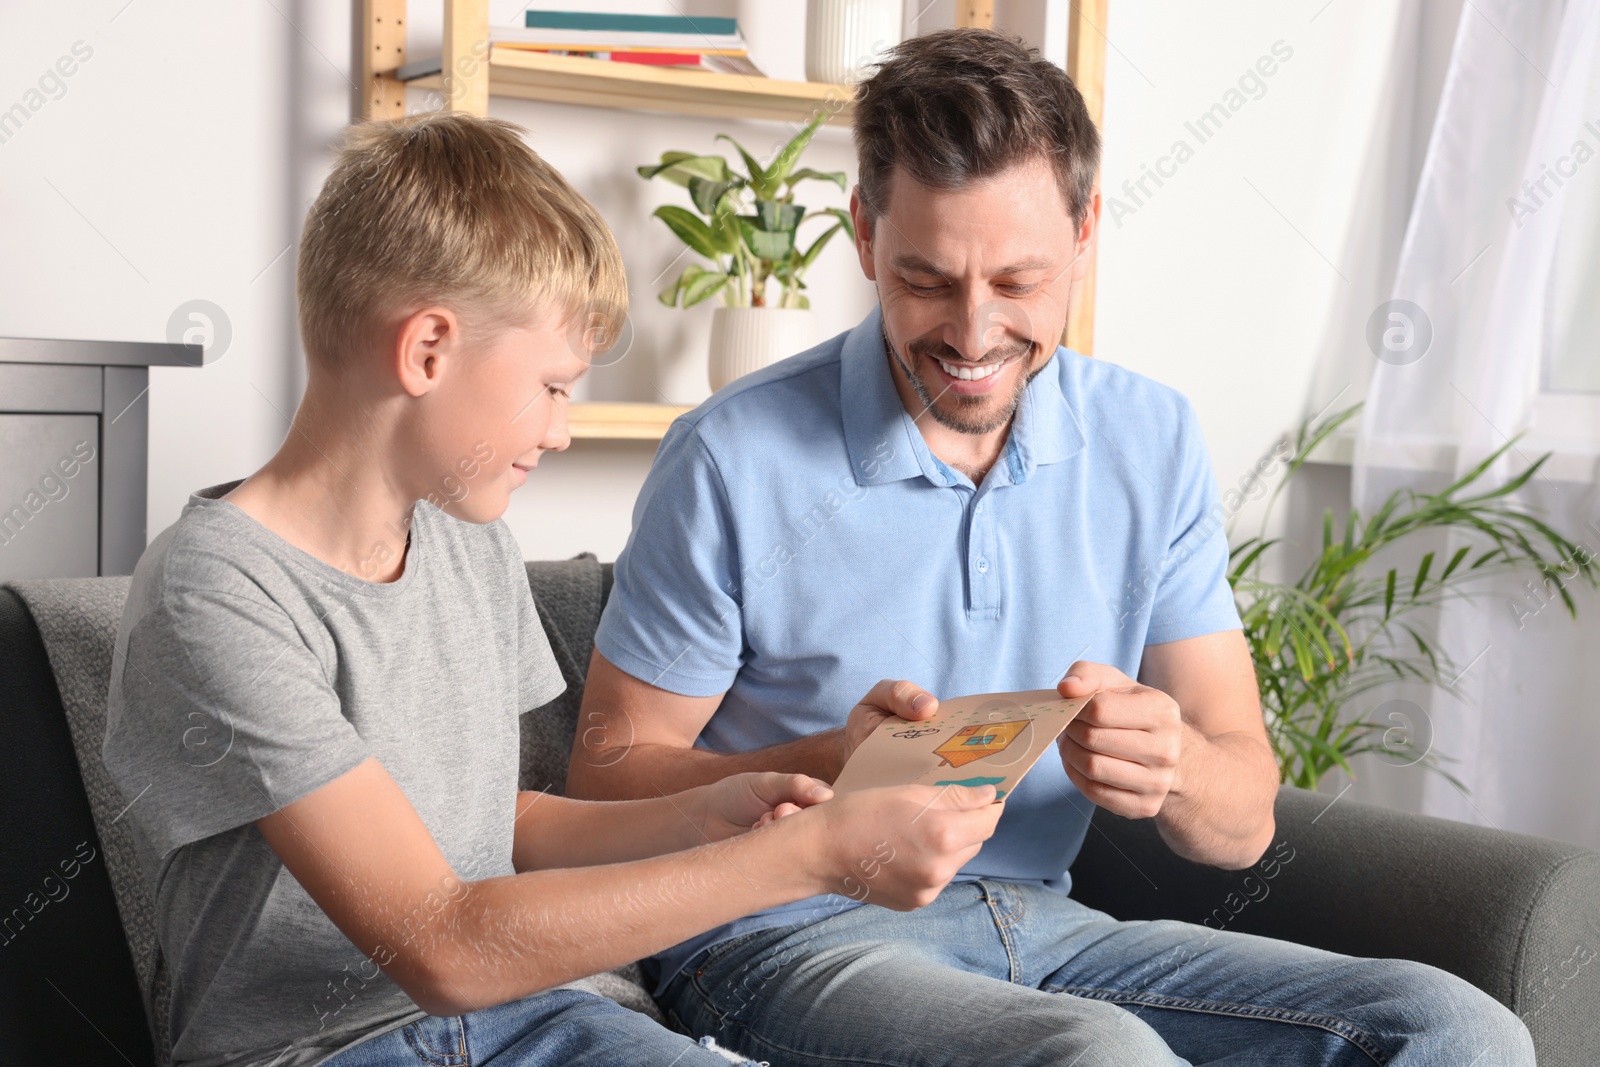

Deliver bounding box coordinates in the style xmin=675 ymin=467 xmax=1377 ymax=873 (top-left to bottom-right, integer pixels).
xmin=359 ymin=0 xmax=1107 ymax=411
xmin=567 ymin=401 xmax=685 ymax=441
xmin=401 ymin=47 xmax=854 ymax=125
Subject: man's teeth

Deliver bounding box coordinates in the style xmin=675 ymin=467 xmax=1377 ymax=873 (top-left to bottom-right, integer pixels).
xmin=937 ymin=358 xmax=1003 ymax=381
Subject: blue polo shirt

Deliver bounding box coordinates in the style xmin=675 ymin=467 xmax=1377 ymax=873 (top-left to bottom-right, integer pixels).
xmin=594 ymin=303 xmax=1242 ymax=991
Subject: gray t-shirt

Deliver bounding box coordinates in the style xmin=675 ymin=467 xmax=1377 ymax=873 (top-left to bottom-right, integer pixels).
xmin=102 ymin=481 xmax=564 ymax=1067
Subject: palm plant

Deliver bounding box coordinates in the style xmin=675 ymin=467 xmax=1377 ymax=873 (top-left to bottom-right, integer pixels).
xmin=1230 ymin=404 xmax=1597 ymax=790
xmin=638 ymin=111 xmax=853 ymax=310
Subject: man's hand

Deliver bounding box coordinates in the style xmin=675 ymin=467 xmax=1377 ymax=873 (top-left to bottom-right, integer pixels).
xmin=693 ymin=772 xmax=836 ymax=841
xmin=839 ymin=678 xmax=939 ymax=770
xmin=1057 ymin=661 xmax=1184 ymax=820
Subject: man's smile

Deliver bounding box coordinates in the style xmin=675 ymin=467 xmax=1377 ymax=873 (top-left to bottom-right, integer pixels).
xmin=930 ymin=352 xmax=1020 ymax=393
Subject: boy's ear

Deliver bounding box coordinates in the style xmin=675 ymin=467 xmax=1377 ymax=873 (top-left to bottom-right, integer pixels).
xmin=395 ymin=307 xmax=458 ymax=398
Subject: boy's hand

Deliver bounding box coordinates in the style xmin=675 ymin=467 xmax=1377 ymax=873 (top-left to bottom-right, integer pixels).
xmin=838 ymin=679 xmax=940 ymax=771
xmin=803 ymin=783 xmax=1003 ymax=911
xmin=693 ymin=772 xmax=835 ymax=842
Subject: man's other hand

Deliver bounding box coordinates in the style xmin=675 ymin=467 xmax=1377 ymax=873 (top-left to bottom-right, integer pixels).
xmin=1057 ymin=661 xmax=1183 ymax=820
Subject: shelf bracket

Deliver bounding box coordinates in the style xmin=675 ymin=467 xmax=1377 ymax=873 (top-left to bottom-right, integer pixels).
xmin=361 ymin=0 xmax=407 ymax=121
xmin=955 ymin=1 xmax=996 ymax=29
xmin=1064 ymin=0 xmax=1107 ymax=356
xmin=443 ymin=0 xmax=491 ymax=116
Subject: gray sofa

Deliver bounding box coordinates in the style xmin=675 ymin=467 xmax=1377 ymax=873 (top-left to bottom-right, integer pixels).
xmin=2 ymin=558 xmax=1597 ymax=1064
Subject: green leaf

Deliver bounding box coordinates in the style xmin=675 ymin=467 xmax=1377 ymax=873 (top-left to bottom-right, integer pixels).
xmin=652 ymin=205 xmax=722 ymax=258
xmin=714 ymin=133 xmax=774 ymax=195
xmin=1383 ymin=569 xmax=1396 ymax=620
xmin=638 ymin=153 xmax=733 ymax=187
xmin=1229 ymin=537 xmax=1278 ymax=582
xmin=709 ymin=203 xmax=742 ymax=255
xmin=636 ymin=150 xmax=697 ymax=179
xmin=797 ymin=221 xmax=844 ymax=270
xmin=681 ymin=270 xmax=730 ymax=308
xmin=765 ymin=111 xmax=828 ymax=191
xmin=752 ymin=200 xmax=805 ymax=232
xmin=738 ymin=216 xmax=795 ymax=260
xmin=1439 ymin=545 xmax=1472 ymax=582
xmin=657 ymin=275 xmax=685 ymax=307
xmin=688 ymin=176 xmax=744 ymax=216
xmin=785 ymin=167 xmax=847 ymax=192
xmin=657 ymin=263 xmax=708 ymax=307
xmin=1411 ymin=551 xmax=1434 ymax=600
xmin=820 ymin=206 xmax=855 ymax=242
xmin=1437 ymin=436 xmax=1519 ymax=499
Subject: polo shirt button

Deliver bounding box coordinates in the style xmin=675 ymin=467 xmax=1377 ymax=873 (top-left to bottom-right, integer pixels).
xmin=977 ymin=557 xmax=990 ymax=574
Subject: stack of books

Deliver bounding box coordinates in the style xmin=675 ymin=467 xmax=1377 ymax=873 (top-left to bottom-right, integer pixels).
xmin=493 ymin=11 xmax=764 ymax=76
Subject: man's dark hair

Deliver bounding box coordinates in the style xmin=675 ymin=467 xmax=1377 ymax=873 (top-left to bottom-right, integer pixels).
xmin=852 ymin=28 xmax=1100 ymax=227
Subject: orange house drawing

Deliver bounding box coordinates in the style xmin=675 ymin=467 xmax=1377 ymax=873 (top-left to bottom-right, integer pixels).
xmin=934 ymin=720 xmax=1030 ymax=768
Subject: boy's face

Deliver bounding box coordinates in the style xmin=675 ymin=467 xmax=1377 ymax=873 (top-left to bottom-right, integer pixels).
xmin=418 ymin=309 xmax=588 ymax=525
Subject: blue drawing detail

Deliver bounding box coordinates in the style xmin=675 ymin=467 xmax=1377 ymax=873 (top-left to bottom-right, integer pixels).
xmin=935 ymin=775 xmax=1008 ymax=798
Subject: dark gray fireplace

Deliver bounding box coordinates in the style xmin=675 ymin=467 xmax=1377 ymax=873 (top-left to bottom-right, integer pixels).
xmin=0 ymin=337 xmax=209 ymax=579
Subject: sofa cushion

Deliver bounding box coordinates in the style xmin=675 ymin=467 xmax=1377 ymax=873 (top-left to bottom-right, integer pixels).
xmin=0 ymin=585 xmax=154 ymax=1063
xmin=6 ymin=557 xmax=655 ymax=1063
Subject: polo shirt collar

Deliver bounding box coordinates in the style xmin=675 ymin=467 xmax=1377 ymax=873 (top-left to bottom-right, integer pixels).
xmin=841 ymin=303 xmax=1086 ymax=487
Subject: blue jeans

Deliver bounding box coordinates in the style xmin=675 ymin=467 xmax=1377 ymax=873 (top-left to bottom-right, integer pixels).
xmin=322 ymin=987 xmax=753 ymax=1066
xmin=660 ymin=880 xmax=1534 ymax=1067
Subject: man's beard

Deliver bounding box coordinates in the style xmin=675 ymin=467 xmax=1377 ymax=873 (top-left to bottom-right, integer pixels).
xmin=885 ymin=323 xmax=1039 ymax=435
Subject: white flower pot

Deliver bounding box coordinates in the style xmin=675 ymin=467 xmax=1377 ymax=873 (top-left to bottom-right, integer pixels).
xmin=707 ymin=306 xmax=817 ymax=392
xmin=806 ymin=0 xmax=904 ymax=85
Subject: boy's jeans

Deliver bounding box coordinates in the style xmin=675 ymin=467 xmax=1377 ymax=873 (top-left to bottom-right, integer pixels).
xmin=661 ymin=880 xmax=1535 ymax=1067
xmin=322 ymin=987 xmax=753 ymax=1067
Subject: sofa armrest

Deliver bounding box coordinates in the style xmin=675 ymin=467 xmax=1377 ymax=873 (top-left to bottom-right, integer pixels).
xmin=1068 ymin=784 xmax=1600 ymax=1066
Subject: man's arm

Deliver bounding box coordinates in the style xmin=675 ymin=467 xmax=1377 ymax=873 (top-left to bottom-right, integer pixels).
xmin=565 ymin=650 xmax=935 ymax=800
xmin=1058 ymin=629 xmax=1277 ymax=869
xmin=258 ymin=757 xmax=1001 ymax=1018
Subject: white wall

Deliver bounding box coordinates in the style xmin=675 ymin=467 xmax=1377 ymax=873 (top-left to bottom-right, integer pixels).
xmin=1094 ymin=1 xmax=1413 ymax=539
xmin=1 ymin=0 xmax=1411 ymax=564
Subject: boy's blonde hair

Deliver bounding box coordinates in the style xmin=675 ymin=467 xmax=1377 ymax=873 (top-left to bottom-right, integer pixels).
xmin=296 ymin=111 xmax=627 ymax=369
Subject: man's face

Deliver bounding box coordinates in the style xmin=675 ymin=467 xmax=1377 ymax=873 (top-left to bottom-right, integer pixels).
xmin=852 ymin=156 xmax=1095 ymax=435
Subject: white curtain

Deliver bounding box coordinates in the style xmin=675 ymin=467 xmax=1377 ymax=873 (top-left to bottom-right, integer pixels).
xmin=1353 ymin=0 xmax=1600 ymax=848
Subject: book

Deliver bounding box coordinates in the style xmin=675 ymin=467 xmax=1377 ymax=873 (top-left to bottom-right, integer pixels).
xmin=493 ymin=28 xmax=745 ymax=50
xmin=523 ymin=11 xmax=740 ymax=37
xmin=831 ymin=690 xmax=1085 ymax=800
xmin=494 ymin=12 xmax=745 ymax=53
xmin=493 ymin=42 xmax=750 ymax=56
xmin=492 ymin=46 xmax=764 ymax=77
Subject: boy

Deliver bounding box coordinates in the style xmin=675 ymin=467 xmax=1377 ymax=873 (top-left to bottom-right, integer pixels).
xmin=101 ymin=111 xmax=1001 ymax=1067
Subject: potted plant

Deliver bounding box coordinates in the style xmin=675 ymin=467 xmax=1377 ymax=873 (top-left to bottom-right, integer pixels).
xmin=639 ymin=111 xmax=853 ymax=391
xmin=1230 ymin=404 xmax=1597 ymax=790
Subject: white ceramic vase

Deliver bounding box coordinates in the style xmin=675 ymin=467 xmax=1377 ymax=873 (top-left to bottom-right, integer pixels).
xmin=707 ymin=306 xmax=817 ymax=392
xmin=806 ymin=0 xmax=904 ymax=85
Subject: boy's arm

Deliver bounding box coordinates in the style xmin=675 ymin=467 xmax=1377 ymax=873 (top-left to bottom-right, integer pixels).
xmin=508 ymin=771 xmax=833 ymax=871
xmin=564 ymin=651 xmax=937 ymax=800
xmin=258 ymin=756 xmax=1001 ymax=1017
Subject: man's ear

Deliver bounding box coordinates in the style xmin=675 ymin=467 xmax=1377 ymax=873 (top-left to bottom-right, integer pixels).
xmin=1068 ymin=188 xmax=1102 ymax=284
xmin=394 ymin=307 xmax=458 ymax=398
xmin=850 ymin=186 xmax=877 ymax=282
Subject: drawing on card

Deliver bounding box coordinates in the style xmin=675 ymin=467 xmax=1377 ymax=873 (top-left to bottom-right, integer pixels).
xmin=831 ymin=689 xmax=1085 ymax=800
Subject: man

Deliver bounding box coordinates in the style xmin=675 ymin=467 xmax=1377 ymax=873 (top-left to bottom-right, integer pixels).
xmin=567 ymin=28 xmax=1534 ymax=1067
